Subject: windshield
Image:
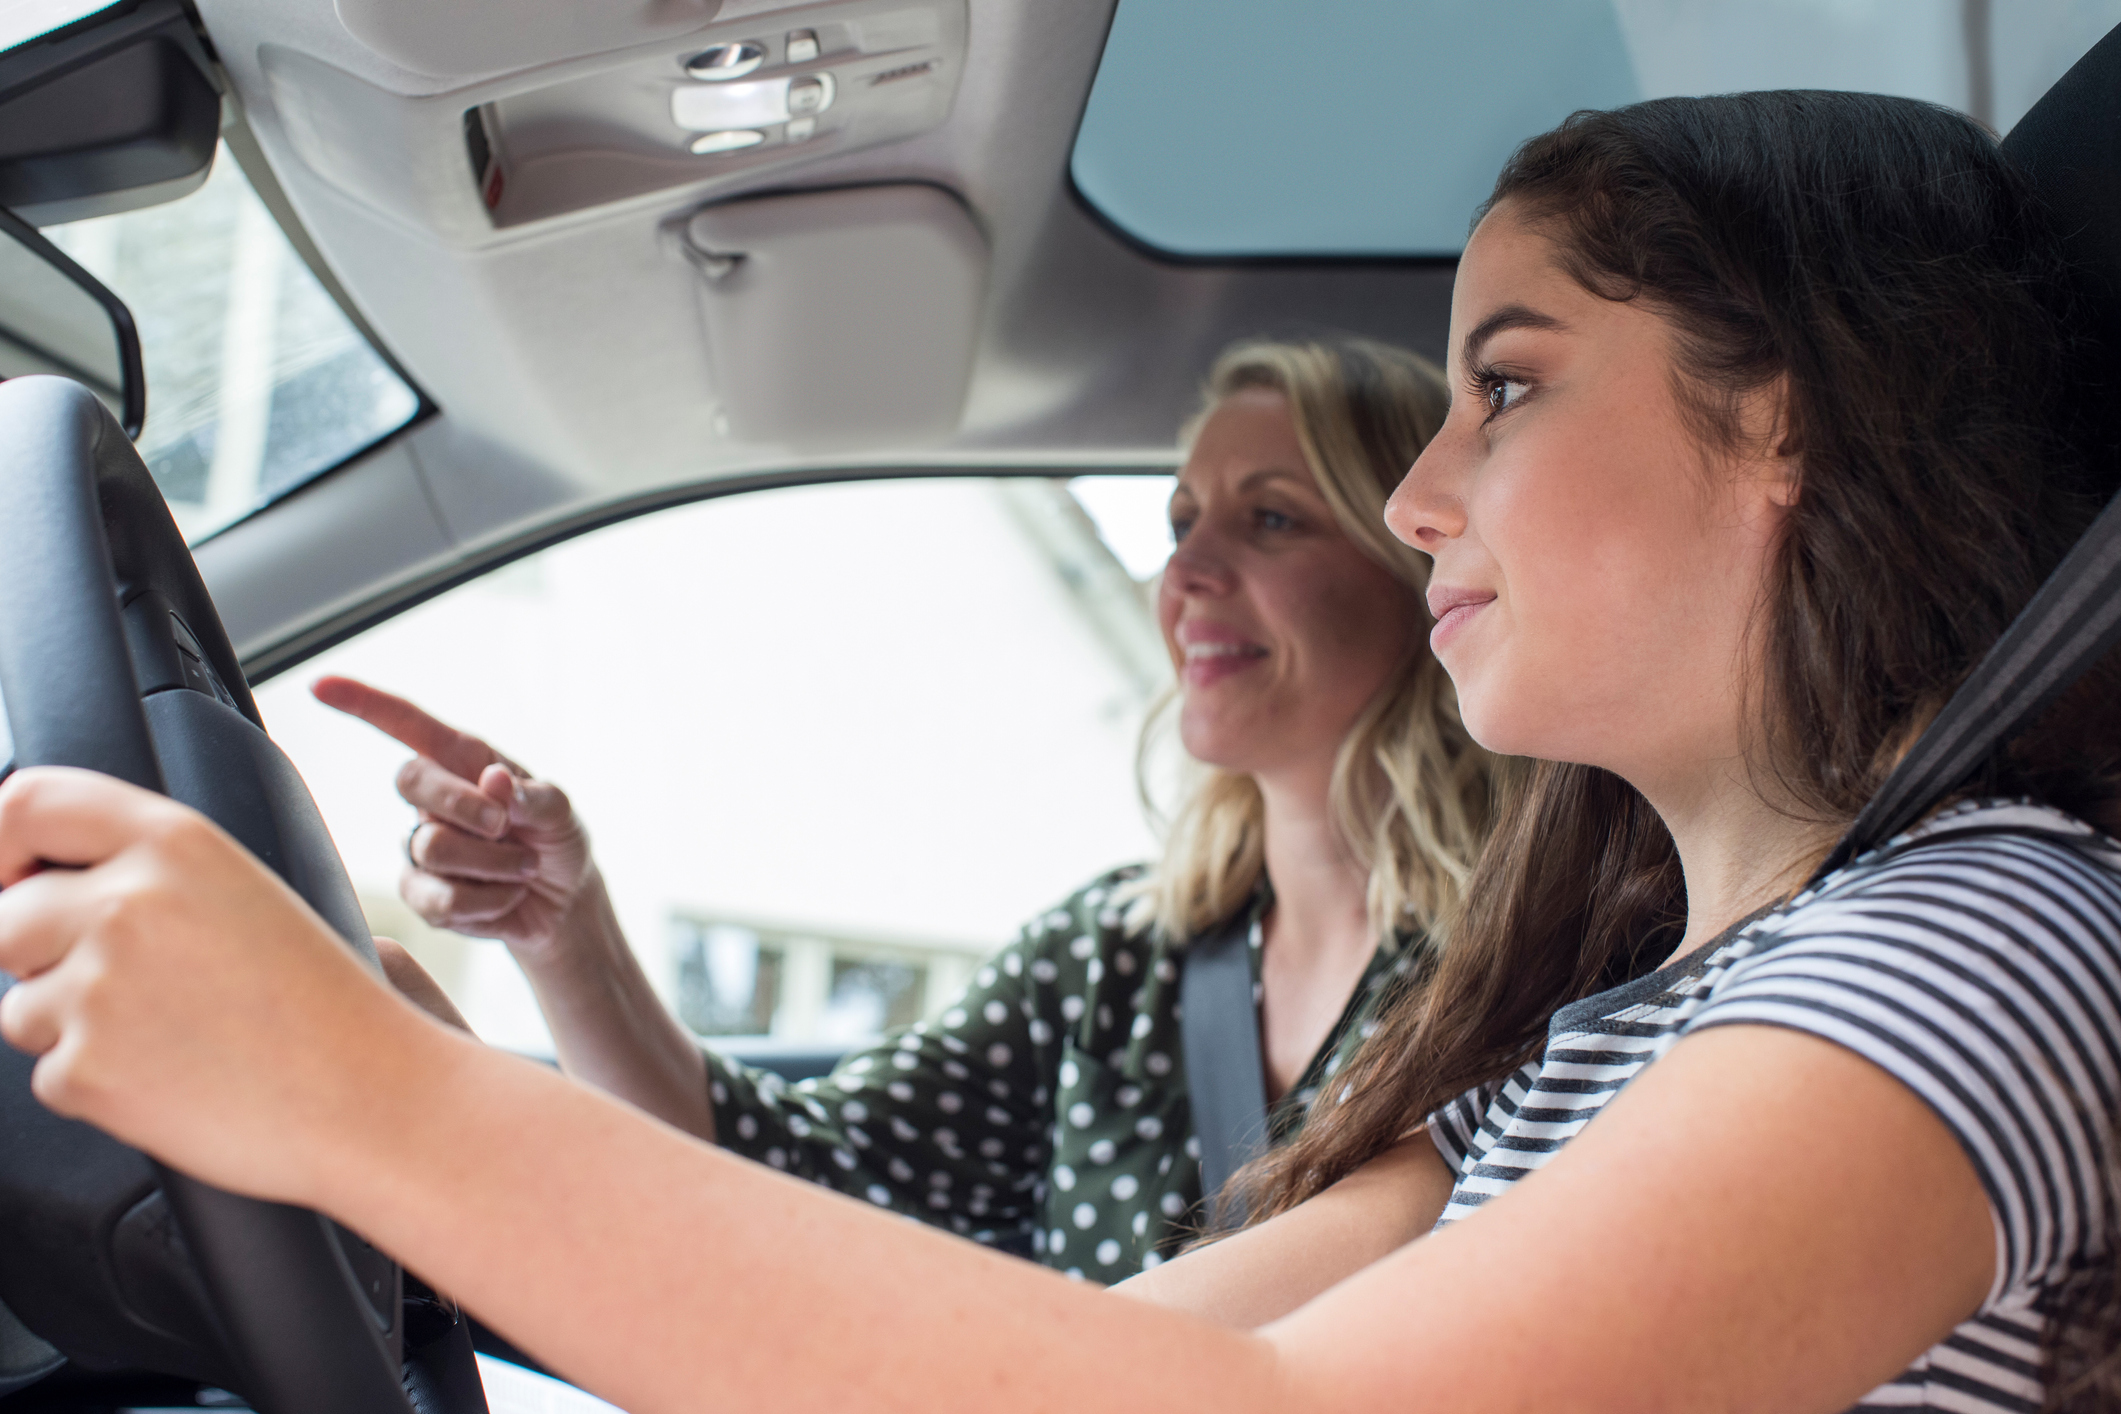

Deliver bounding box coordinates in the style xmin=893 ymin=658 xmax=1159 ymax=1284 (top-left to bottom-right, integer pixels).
xmin=1072 ymin=0 xmax=2121 ymax=257
xmin=0 ymin=0 xmax=118 ymax=52
xmin=42 ymin=143 xmax=422 ymax=541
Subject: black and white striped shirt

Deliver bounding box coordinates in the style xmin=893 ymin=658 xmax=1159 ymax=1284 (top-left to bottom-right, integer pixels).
xmin=1427 ymin=800 xmax=2121 ymax=1412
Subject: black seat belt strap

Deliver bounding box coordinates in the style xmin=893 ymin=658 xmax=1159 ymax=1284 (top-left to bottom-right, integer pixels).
xmin=1814 ymin=485 xmax=2121 ymax=882
xmin=1180 ymin=915 xmax=1270 ymax=1227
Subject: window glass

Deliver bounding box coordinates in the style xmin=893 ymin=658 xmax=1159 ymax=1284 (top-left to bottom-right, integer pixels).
xmin=256 ymin=475 xmax=1178 ymax=1056
xmin=42 ymin=143 xmax=422 ymax=540
xmin=1071 ymin=0 xmax=2121 ymax=257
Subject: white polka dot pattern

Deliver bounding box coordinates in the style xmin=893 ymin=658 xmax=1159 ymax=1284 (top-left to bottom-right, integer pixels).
xmin=702 ymin=865 xmax=1421 ymax=1279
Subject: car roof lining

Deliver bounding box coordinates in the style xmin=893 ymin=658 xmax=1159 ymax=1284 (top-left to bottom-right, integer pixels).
xmin=192 ymin=0 xmax=1458 ymax=479
xmin=178 ymin=0 xmax=1460 ymax=661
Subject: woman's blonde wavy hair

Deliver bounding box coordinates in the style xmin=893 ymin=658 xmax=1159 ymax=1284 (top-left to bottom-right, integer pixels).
xmin=1133 ymin=337 xmax=1499 ymax=948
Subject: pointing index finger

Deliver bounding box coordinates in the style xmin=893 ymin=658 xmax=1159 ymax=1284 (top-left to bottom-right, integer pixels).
xmin=310 ymin=676 xmax=506 ymax=782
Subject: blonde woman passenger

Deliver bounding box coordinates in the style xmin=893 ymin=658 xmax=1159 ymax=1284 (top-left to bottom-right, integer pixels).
xmin=308 ymin=337 xmax=1497 ymax=1279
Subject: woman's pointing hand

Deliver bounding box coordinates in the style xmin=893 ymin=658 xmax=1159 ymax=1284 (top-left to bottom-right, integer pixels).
xmin=311 ymin=676 xmax=595 ymax=961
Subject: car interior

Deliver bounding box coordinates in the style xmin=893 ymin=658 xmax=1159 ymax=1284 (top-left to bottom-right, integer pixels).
xmin=0 ymin=0 xmax=2119 ymax=1411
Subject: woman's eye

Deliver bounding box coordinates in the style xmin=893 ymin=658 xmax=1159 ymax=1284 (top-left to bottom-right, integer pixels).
xmin=1169 ymin=514 xmax=1194 ymax=541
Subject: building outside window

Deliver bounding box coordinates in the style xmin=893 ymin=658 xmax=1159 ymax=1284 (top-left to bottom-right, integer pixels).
xmin=672 ymin=915 xmax=975 ymax=1042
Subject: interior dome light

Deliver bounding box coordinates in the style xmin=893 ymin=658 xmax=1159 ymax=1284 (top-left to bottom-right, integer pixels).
xmin=690 ymin=129 xmax=766 ymax=155
xmin=673 ymin=78 xmax=791 ymax=131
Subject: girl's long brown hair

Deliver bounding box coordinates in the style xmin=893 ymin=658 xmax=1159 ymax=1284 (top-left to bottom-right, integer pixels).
xmin=1230 ymin=92 xmax=2121 ymax=1305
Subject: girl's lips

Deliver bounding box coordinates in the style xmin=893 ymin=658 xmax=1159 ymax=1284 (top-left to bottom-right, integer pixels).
xmin=1428 ymin=594 xmax=1495 ymax=650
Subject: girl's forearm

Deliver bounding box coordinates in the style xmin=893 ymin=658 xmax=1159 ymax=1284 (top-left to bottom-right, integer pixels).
xmin=325 ymin=1027 xmax=1288 ymax=1414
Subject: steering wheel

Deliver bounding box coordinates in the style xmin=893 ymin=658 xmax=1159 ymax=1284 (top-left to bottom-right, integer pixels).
xmin=0 ymin=377 xmax=486 ymax=1414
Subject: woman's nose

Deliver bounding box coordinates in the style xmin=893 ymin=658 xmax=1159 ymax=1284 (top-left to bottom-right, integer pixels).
xmin=1384 ymin=441 xmax=1468 ymax=551
xmin=1162 ymin=527 xmax=1234 ymax=596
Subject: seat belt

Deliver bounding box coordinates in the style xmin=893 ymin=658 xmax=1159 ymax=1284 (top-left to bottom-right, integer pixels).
xmin=1812 ymin=484 xmax=2121 ymax=883
xmin=1180 ymin=914 xmax=1270 ymax=1226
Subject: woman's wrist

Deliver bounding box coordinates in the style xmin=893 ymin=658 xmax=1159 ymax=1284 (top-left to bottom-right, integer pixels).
xmin=504 ymin=870 xmax=713 ymax=1139
xmin=505 ymin=867 xmax=621 ymax=981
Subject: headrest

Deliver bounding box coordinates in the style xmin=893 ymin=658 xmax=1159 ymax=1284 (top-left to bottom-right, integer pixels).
xmin=1815 ymin=32 xmax=2121 ymax=875
xmin=2003 ymin=21 xmax=2121 ymax=364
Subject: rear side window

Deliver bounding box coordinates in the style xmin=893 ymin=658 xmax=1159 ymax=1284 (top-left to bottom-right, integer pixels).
xmin=44 ymin=142 xmax=422 ymax=541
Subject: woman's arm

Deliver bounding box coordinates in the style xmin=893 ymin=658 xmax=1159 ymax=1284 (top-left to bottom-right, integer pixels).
xmin=312 ymin=677 xmax=715 ymax=1141
xmin=508 ymin=872 xmax=715 ymax=1140
xmin=0 ymin=771 xmax=1999 ymax=1414
xmin=1112 ymin=1136 xmax=1453 ymax=1328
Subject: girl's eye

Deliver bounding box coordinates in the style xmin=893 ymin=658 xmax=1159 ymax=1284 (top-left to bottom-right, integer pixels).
xmin=1169 ymin=513 xmax=1194 ymax=542
xmin=1483 ymin=376 xmax=1529 ymax=418
xmin=1256 ymin=508 xmax=1295 ymax=532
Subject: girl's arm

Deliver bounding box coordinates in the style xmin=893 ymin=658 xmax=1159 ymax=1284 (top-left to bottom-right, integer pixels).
xmin=0 ymin=772 xmax=1997 ymax=1414
xmin=304 ymin=1014 xmax=2001 ymax=1414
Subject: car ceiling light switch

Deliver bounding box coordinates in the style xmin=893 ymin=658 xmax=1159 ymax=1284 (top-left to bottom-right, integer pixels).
xmin=683 ymin=41 xmax=765 ymax=81
xmin=673 ymin=78 xmax=791 ymax=130
xmin=690 ymin=129 xmax=766 ymax=154
xmin=461 ymin=0 xmax=967 ymax=228
xmin=787 ymin=74 xmax=835 ymax=115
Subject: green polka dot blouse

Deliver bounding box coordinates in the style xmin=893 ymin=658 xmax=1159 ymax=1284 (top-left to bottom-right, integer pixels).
xmin=703 ymin=866 xmax=1423 ymax=1281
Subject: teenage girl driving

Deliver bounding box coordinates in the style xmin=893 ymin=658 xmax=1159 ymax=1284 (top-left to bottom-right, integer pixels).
xmin=4 ymin=91 xmax=2119 ymax=1413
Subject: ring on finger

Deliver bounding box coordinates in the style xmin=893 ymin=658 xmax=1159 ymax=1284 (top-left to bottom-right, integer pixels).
xmin=405 ymin=820 xmax=423 ymax=868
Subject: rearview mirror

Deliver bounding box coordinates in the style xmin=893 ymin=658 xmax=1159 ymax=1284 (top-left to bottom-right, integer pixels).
xmin=0 ymin=204 xmax=143 ymax=438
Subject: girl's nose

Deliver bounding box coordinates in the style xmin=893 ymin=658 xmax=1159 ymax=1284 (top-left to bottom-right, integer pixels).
xmin=1385 ymin=442 xmax=1469 ymax=551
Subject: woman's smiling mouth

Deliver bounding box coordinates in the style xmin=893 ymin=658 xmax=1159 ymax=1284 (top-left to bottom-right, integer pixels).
xmin=1426 ymin=585 xmax=1496 ymax=649
xmin=1175 ymin=621 xmax=1269 ymax=687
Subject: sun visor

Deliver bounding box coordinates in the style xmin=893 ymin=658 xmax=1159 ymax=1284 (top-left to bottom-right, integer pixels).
xmin=684 ymin=184 xmax=984 ymax=449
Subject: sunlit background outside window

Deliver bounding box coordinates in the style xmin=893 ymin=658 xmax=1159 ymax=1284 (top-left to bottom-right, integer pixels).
xmin=42 ymin=143 xmax=421 ymax=540
xmin=257 ymin=476 xmax=1179 ymax=1059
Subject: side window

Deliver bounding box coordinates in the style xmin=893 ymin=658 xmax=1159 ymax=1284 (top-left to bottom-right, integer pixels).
xmin=255 ymin=475 xmax=1175 ymax=1055
xmin=43 ymin=142 xmax=423 ymax=541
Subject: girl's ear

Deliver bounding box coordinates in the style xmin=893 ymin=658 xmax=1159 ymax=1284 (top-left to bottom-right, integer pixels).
xmin=1764 ymin=396 xmax=1798 ymax=510
xmin=1743 ymin=374 xmax=1803 ymax=507
xmin=1763 ymin=445 xmax=1802 ymax=508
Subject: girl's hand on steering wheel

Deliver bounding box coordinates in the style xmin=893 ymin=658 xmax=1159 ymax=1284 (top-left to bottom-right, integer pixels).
xmin=0 ymin=767 xmax=443 ymax=1207
xmin=310 ymin=677 xmax=595 ymax=964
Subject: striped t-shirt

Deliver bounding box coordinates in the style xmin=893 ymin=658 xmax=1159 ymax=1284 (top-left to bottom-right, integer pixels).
xmin=1427 ymin=799 xmax=2121 ymax=1412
